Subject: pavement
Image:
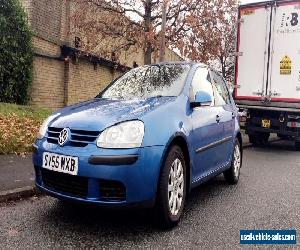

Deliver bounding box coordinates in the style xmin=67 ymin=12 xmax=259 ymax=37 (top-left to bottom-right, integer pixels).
xmin=0 ymin=133 xmax=280 ymax=202
xmin=0 ymin=139 xmax=299 ymax=249
xmin=0 ymin=154 xmax=38 ymax=202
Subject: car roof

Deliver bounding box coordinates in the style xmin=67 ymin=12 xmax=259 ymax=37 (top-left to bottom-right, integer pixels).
xmin=151 ymin=61 xmax=208 ymax=68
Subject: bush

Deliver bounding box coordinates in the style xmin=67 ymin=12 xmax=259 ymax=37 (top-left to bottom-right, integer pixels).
xmin=0 ymin=0 xmax=33 ymax=104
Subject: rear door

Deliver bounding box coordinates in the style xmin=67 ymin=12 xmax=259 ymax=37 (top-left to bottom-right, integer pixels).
xmin=211 ymin=71 xmax=235 ymax=165
xmin=268 ymin=1 xmax=300 ymax=102
xmin=235 ymin=4 xmax=272 ymax=100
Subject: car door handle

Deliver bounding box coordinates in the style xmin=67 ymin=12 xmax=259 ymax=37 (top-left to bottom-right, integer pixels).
xmin=216 ymin=115 xmax=221 ymax=123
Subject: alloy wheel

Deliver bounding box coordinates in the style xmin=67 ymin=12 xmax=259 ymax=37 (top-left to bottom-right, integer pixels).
xmin=168 ymin=158 xmax=184 ymax=216
xmin=233 ymin=144 xmax=241 ymax=177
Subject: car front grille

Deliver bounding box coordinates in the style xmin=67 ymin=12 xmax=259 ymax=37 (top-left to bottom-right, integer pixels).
xmin=41 ymin=168 xmax=88 ymax=198
xmin=47 ymin=127 xmax=100 ymax=147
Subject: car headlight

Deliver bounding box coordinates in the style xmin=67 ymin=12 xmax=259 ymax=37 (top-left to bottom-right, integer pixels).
xmin=97 ymin=120 xmax=145 ymax=149
xmin=37 ymin=113 xmax=60 ymax=139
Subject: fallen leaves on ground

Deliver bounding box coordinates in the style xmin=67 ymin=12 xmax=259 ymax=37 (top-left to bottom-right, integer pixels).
xmin=0 ymin=113 xmax=43 ymax=155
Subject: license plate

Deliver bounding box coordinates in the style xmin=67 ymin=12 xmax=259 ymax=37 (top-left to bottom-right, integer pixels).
xmin=262 ymin=119 xmax=271 ymax=128
xmin=42 ymin=152 xmax=78 ymax=175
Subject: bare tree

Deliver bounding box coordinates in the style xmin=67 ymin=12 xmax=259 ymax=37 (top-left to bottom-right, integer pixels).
xmin=72 ymin=0 xmax=237 ymax=66
xmin=181 ymin=0 xmax=238 ymax=81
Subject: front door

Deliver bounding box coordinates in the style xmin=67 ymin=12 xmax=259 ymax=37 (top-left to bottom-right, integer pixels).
xmin=189 ymin=67 xmax=224 ymax=182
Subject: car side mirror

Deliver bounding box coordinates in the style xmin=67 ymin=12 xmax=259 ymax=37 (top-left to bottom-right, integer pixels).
xmin=191 ymin=91 xmax=212 ymax=108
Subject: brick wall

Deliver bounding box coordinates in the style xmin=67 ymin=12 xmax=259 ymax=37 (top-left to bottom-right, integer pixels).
xmin=30 ymin=55 xmax=123 ymax=109
xmin=29 ymin=0 xmax=65 ymax=45
xmin=32 ymin=36 xmax=61 ymax=57
xmin=67 ymin=59 xmax=114 ymax=105
xmin=19 ymin=0 xmax=117 ymax=109
xmin=30 ymin=57 xmax=65 ymax=109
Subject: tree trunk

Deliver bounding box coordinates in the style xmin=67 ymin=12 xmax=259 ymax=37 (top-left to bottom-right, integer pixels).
xmin=220 ymin=55 xmax=226 ymax=78
xmin=144 ymin=0 xmax=152 ymax=65
xmin=144 ymin=44 xmax=152 ymax=65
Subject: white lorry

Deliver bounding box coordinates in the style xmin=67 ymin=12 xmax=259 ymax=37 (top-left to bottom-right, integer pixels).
xmin=235 ymin=0 xmax=300 ymax=149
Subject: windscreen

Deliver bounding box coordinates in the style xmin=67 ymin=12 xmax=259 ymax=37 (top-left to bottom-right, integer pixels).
xmin=99 ymin=64 xmax=190 ymax=100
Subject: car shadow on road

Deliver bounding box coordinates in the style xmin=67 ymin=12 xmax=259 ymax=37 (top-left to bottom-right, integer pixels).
xmin=39 ymin=175 xmax=232 ymax=234
xmin=248 ymin=139 xmax=296 ymax=153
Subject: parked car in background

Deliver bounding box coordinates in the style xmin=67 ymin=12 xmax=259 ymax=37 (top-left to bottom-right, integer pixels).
xmin=33 ymin=62 xmax=242 ymax=228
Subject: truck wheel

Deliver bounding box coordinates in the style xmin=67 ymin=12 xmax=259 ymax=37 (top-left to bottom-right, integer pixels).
xmin=257 ymin=132 xmax=270 ymax=146
xmin=295 ymin=140 xmax=300 ymax=151
xmin=155 ymin=145 xmax=186 ymax=229
xmin=248 ymin=134 xmax=257 ymax=145
xmin=277 ymin=133 xmax=288 ymax=140
xmin=224 ymin=139 xmax=242 ymax=185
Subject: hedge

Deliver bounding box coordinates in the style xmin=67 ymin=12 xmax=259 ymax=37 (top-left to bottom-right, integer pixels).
xmin=0 ymin=0 xmax=33 ymax=104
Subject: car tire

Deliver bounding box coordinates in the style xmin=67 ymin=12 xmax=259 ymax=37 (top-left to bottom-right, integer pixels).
xmin=224 ymin=139 xmax=242 ymax=185
xmin=295 ymin=140 xmax=300 ymax=151
xmin=155 ymin=145 xmax=186 ymax=229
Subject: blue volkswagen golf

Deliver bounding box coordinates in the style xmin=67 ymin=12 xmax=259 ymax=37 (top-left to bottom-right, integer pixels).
xmin=33 ymin=62 xmax=242 ymax=228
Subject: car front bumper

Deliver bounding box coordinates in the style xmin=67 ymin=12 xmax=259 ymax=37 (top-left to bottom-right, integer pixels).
xmin=33 ymin=140 xmax=165 ymax=207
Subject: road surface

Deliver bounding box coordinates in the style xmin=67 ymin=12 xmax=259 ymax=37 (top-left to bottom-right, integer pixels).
xmin=0 ymin=140 xmax=299 ymax=249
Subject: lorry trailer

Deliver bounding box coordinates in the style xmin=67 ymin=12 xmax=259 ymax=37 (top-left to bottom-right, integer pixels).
xmin=234 ymin=0 xmax=300 ymax=149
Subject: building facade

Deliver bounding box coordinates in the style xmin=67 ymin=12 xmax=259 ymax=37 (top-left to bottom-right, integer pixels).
xmin=21 ymin=0 xmax=182 ymax=110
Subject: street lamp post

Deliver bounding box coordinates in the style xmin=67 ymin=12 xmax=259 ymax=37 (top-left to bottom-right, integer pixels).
xmin=159 ymin=0 xmax=167 ymax=62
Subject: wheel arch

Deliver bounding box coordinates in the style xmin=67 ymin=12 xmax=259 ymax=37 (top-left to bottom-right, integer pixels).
xmin=159 ymin=133 xmax=192 ymax=195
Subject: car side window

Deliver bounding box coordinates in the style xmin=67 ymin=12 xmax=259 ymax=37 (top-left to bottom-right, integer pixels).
xmin=211 ymin=71 xmax=231 ymax=106
xmin=190 ymin=67 xmax=215 ymax=106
